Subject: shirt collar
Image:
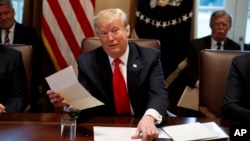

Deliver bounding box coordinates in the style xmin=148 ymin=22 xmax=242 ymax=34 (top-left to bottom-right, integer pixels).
xmin=211 ymin=37 xmax=224 ymax=47
xmin=109 ymin=44 xmax=129 ymax=65
xmin=1 ymin=22 xmax=15 ymax=34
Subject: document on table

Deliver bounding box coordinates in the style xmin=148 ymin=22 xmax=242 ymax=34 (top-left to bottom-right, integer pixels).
xmin=93 ymin=126 xmax=171 ymax=141
xmin=161 ymin=122 xmax=228 ymax=141
xmin=45 ymin=66 xmax=104 ymax=110
xmin=93 ymin=122 xmax=228 ymax=141
xmin=177 ymin=86 xmax=199 ymax=111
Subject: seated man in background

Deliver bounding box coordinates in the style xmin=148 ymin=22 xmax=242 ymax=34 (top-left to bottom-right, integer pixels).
xmin=47 ymin=8 xmax=169 ymax=141
xmin=0 ymin=44 xmax=28 ymax=113
xmin=181 ymin=9 xmax=240 ymax=89
xmin=0 ymin=0 xmax=44 ymax=112
xmin=222 ymin=53 xmax=250 ymax=123
xmin=168 ymin=10 xmax=240 ymax=115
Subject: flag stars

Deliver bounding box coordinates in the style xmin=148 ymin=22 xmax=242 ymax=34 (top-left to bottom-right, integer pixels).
xmin=136 ymin=11 xmax=141 ymax=17
xmin=156 ymin=21 xmax=161 ymax=28
xmin=162 ymin=22 xmax=167 ymax=28
xmin=145 ymin=17 xmax=151 ymax=24
xmin=136 ymin=10 xmax=192 ymax=28
xmin=140 ymin=14 xmax=145 ymax=20
xmin=171 ymin=19 xmax=177 ymax=26
xmin=189 ymin=12 xmax=193 ymax=18
xmin=182 ymin=14 xmax=188 ymax=22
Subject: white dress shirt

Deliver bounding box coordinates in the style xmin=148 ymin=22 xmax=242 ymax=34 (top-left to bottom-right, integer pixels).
xmin=1 ymin=23 xmax=15 ymax=44
xmin=211 ymin=38 xmax=224 ymax=50
xmin=65 ymin=44 xmax=163 ymax=124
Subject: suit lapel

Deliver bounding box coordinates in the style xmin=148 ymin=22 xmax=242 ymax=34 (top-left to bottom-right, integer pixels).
xmin=95 ymin=48 xmax=114 ymax=102
xmin=127 ymin=42 xmax=141 ymax=98
xmin=204 ymin=36 xmax=212 ymax=49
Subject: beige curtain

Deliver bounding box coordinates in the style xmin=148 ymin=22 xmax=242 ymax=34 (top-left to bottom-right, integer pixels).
xmin=22 ymin=0 xmax=60 ymax=112
xmin=190 ymin=0 xmax=197 ymax=41
xmin=22 ymin=0 xmax=43 ymax=36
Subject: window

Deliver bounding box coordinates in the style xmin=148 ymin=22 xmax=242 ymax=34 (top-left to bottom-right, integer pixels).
xmin=196 ymin=0 xmax=250 ymax=44
xmin=12 ymin=0 xmax=24 ymax=23
xmin=245 ymin=2 xmax=250 ymax=43
xmin=196 ymin=0 xmax=225 ymax=38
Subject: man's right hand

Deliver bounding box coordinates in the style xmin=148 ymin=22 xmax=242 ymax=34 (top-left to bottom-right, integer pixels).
xmin=47 ymin=90 xmax=69 ymax=107
xmin=0 ymin=104 xmax=6 ymax=113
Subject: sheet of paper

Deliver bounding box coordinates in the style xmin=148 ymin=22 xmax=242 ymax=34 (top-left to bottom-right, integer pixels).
xmin=202 ymin=122 xmax=229 ymax=140
xmin=177 ymin=86 xmax=199 ymax=111
xmin=93 ymin=126 xmax=170 ymax=141
xmin=162 ymin=122 xmax=218 ymax=141
xmin=45 ymin=66 xmax=104 ymax=110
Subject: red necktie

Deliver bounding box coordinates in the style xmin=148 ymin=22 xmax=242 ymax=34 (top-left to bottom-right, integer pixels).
xmin=113 ymin=58 xmax=131 ymax=115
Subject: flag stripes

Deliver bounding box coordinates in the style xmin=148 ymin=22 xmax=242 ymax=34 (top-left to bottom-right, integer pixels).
xmin=42 ymin=0 xmax=95 ymax=71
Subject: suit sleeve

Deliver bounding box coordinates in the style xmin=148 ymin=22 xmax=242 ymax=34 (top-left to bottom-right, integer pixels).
xmin=5 ymin=52 xmax=28 ymax=112
xmin=222 ymin=56 xmax=250 ymax=123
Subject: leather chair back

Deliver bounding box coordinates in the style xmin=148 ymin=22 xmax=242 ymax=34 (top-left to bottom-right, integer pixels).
xmin=7 ymin=44 xmax=33 ymax=111
xmin=199 ymin=49 xmax=248 ymax=117
xmin=81 ymin=37 xmax=160 ymax=53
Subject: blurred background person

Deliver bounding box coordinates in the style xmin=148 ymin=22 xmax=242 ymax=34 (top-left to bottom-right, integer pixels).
xmin=0 ymin=44 xmax=27 ymax=113
xmin=0 ymin=0 xmax=44 ymax=112
xmin=168 ymin=10 xmax=240 ymax=116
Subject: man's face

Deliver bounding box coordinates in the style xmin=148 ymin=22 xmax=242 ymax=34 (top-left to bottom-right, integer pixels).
xmin=97 ymin=19 xmax=130 ymax=58
xmin=210 ymin=15 xmax=231 ymax=42
xmin=0 ymin=4 xmax=15 ymax=30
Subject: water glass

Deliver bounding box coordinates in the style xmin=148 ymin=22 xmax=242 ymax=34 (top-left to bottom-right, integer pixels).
xmin=61 ymin=117 xmax=76 ymax=141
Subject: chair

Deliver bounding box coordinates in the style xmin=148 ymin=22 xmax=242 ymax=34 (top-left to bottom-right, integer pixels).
xmin=6 ymin=44 xmax=33 ymax=112
xmin=81 ymin=37 xmax=160 ymax=52
xmin=199 ymin=49 xmax=248 ymax=118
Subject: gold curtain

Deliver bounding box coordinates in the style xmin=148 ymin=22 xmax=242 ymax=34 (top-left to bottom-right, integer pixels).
xmin=22 ymin=0 xmax=59 ymax=112
xmin=22 ymin=0 xmax=43 ymax=36
xmin=190 ymin=0 xmax=197 ymax=41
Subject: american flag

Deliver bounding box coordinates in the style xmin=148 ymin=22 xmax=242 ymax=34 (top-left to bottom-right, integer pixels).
xmin=42 ymin=0 xmax=95 ymax=72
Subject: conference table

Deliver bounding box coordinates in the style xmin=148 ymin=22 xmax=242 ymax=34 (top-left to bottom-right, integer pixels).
xmin=0 ymin=113 xmax=230 ymax=141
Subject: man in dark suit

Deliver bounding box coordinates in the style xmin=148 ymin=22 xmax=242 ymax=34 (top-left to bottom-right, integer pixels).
xmin=0 ymin=44 xmax=27 ymax=113
xmin=181 ymin=9 xmax=240 ymax=89
xmin=0 ymin=0 xmax=44 ymax=112
xmin=47 ymin=8 xmax=168 ymax=141
xmin=168 ymin=10 xmax=240 ymax=116
xmin=222 ymin=53 xmax=250 ymax=123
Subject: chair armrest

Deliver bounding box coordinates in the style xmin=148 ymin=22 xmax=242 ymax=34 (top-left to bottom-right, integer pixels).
xmin=199 ymin=106 xmax=217 ymax=118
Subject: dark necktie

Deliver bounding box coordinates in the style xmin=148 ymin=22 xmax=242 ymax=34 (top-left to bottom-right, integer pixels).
xmin=4 ymin=30 xmax=10 ymax=44
xmin=112 ymin=58 xmax=131 ymax=115
xmin=217 ymin=42 xmax=221 ymax=50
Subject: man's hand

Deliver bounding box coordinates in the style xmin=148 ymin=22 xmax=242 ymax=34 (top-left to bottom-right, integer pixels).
xmin=0 ymin=104 xmax=6 ymax=113
xmin=47 ymin=90 xmax=69 ymax=107
xmin=131 ymin=115 xmax=159 ymax=141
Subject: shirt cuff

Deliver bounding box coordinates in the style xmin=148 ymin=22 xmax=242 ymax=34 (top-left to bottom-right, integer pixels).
xmin=195 ymin=80 xmax=199 ymax=88
xmin=63 ymin=105 xmax=81 ymax=118
xmin=144 ymin=108 xmax=162 ymax=125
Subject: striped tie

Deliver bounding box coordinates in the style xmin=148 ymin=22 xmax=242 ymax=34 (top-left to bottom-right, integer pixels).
xmin=4 ymin=30 xmax=10 ymax=44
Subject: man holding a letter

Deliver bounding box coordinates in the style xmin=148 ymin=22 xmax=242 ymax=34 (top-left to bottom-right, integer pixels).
xmin=47 ymin=8 xmax=169 ymax=141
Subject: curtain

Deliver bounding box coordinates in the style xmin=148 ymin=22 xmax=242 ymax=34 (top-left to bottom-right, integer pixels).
xmin=22 ymin=0 xmax=43 ymax=36
xmin=22 ymin=0 xmax=59 ymax=112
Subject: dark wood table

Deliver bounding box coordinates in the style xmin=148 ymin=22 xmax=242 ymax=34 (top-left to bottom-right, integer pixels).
xmin=0 ymin=113 xmax=229 ymax=141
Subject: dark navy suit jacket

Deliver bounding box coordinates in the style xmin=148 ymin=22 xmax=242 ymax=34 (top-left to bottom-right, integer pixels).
xmin=222 ymin=53 xmax=250 ymax=123
xmin=0 ymin=45 xmax=27 ymax=112
xmin=76 ymin=42 xmax=169 ymax=122
xmin=181 ymin=35 xmax=240 ymax=87
xmin=1 ymin=22 xmax=44 ymax=111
